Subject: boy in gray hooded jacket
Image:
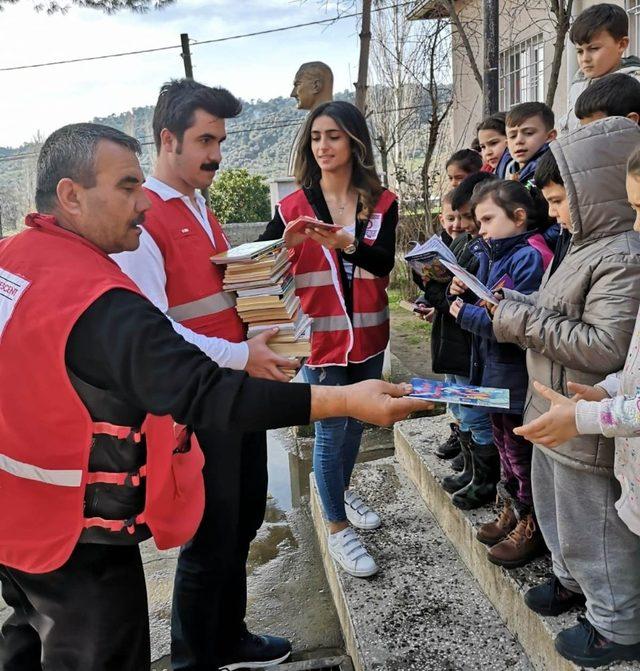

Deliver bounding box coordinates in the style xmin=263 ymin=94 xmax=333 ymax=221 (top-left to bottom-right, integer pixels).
xmin=492 ymin=117 xmax=640 ymax=668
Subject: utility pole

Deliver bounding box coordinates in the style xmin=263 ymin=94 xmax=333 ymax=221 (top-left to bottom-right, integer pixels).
xmin=483 ymin=0 xmax=499 ymax=116
xmin=181 ymin=33 xmax=193 ymax=79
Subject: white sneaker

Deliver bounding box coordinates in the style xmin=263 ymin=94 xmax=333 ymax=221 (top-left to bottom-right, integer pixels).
xmin=344 ymin=489 xmax=381 ymax=530
xmin=327 ymin=527 xmax=378 ymax=578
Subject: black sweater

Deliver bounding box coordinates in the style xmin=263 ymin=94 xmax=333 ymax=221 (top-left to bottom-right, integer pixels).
xmin=65 ymin=289 xmax=312 ymax=444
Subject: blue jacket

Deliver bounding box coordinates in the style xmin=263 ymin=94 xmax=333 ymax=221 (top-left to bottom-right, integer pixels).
xmin=456 ymin=233 xmax=545 ymax=414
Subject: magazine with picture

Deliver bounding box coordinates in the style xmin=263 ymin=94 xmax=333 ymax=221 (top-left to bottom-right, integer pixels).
xmin=404 ymin=235 xmax=457 ymax=282
xmin=440 ymin=259 xmax=499 ymax=305
xmin=409 ymin=377 xmax=510 ymax=409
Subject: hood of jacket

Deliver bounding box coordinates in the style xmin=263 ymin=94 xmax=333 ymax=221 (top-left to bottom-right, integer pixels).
xmin=550 ymin=116 xmax=640 ymax=244
xmin=571 ymin=55 xmax=640 ymax=84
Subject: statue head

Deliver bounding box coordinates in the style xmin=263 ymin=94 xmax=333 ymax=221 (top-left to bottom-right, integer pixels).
xmin=290 ymin=61 xmax=334 ymax=110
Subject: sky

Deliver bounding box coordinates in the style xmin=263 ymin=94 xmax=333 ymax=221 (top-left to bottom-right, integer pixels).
xmin=0 ymin=0 xmax=361 ymax=147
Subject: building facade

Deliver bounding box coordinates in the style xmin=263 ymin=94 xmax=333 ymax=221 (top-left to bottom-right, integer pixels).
xmin=410 ymin=0 xmax=634 ymax=148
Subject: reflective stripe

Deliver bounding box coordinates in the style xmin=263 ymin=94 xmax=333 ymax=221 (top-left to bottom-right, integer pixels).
xmin=295 ymin=270 xmax=334 ymax=289
xmin=313 ymin=315 xmax=351 ymax=332
xmin=83 ymin=512 xmax=146 ymax=534
xmin=167 ymin=291 xmax=236 ymax=322
xmin=353 ymin=307 xmax=389 ymax=328
xmin=0 ymin=453 xmax=82 ymax=488
xmin=86 ymin=465 xmax=147 ymax=487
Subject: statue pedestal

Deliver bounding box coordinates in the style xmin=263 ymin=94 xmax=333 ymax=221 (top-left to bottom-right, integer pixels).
xmin=269 ymin=177 xmax=297 ymax=215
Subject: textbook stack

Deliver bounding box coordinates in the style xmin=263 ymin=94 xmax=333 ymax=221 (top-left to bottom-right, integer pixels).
xmin=211 ymin=239 xmax=312 ymax=360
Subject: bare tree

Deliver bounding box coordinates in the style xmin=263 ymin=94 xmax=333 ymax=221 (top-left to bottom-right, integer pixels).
xmin=1 ymin=0 xmax=173 ymax=12
xmin=354 ymin=0 xmax=372 ymax=112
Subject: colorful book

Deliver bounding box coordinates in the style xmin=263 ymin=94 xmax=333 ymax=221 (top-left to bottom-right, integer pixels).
xmin=404 ymin=235 xmax=457 ymax=283
xmin=409 ymin=377 xmax=510 ymax=409
xmin=210 ymin=239 xmax=284 ymax=264
xmin=285 ymin=215 xmax=341 ymax=235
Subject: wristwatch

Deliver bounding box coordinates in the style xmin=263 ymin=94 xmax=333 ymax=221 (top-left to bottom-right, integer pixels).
xmin=343 ymin=238 xmax=358 ymax=255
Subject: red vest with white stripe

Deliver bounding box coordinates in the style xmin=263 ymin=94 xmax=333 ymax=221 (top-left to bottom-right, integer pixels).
xmin=142 ymin=188 xmax=245 ymax=343
xmin=0 ymin=215 xmax=205 ymax=573
xmin=279 ymin=188 xmax=396 ymax=366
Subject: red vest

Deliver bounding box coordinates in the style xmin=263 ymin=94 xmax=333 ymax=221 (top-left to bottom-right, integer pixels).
xmin=279 ymin=189 xmax=396 ymax=366
xmin=142 ymin=188 xmax=245 ymax=343
xmin=0 ymin=215 xmax=205 ymax=573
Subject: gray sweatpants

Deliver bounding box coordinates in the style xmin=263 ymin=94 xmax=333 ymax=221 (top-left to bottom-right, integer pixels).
xmin=532 ymin=447 xmax=640 ymax=644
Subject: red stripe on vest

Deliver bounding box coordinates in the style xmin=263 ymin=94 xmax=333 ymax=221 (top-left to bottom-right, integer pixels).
xmin=278 ymin=189 xmax=396 ymax=366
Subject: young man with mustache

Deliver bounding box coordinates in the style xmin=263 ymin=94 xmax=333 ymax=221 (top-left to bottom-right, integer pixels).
xmin=113 ymin=79 xmax=294 ymax=671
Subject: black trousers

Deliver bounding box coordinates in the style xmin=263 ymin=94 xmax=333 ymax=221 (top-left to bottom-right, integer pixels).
xmin=0 ymin=544 xmax=149 ymax=671
xmin=171 ymin=430 xmax=268 ymax=671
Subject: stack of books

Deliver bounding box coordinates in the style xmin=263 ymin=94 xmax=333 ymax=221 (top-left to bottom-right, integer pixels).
xmin=211 ymin=239 xmax=312 ymax=359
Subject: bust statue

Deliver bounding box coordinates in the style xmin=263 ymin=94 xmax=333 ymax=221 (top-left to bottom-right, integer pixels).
xmin=290 ymin=61 xmax=334 ymax=110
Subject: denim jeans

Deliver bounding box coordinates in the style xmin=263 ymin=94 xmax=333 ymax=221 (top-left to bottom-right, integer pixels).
xmin=449 ymin=374 xmax=494 ymax=446
xmin=303 ymin=353 xmax=385 ymax=523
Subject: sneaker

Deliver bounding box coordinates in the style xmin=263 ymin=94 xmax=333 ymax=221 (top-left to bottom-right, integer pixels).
xmin=435 ymin=423 xmax=461 ymax=459
xmin=328 ymin=527 xmax=378 ymax=578
xmin=524 ymin=576 xmax=586 ymax=616
xmin=344 ymin=490 xmax=381 ymax=530
xmin=486 ymin=513 xmax=546 ymax=568
xmin=555 ymin=616 xmax=640 ymax=668
xmin=218 ymin=632 xmax=291 ymax=670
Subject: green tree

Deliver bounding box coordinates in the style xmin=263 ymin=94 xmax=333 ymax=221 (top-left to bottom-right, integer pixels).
xmin=210 ymin=169 xmax=271 ymax=224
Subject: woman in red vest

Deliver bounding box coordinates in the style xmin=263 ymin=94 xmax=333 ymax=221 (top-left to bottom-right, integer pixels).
xmin=260 ymin=101 xmax=398 ymax=577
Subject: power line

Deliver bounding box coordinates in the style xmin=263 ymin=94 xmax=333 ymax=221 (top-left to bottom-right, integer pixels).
xmin=0 ymin=1 xmax=414 ymax=73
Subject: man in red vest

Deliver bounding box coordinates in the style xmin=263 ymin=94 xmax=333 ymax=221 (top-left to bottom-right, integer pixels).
xmin=0 ymin=122 xmax=426 ymax=670
xmin=112 ymin=79 xmax=300 ymax=670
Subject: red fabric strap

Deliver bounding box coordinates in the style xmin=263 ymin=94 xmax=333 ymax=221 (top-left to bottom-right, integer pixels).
xmin=83 ymin=513 xmax=146 ymax=534
xmin=85 ymin=466 xmax=147 ymax=487
xmin=92 ymin=422 xmax=142 ymax=443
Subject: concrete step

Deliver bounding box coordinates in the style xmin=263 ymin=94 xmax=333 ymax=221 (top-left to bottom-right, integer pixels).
xmin=310 ymin=457 xmax=533 ymax=671
xmin=394 ymin=414 xmax=639 ymax=671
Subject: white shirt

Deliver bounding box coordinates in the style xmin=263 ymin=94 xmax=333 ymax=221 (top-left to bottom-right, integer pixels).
xmin=112 ymin=176 xmax=249 ymax=370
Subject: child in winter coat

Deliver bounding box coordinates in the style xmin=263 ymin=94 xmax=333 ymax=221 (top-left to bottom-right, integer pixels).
xmin=561 ymin=3 xmax=640 ymax=132
xmin=449 ymin=180 xmax=549 ymax=567
xmin=492 ymin=117 xmax=640 ymax=669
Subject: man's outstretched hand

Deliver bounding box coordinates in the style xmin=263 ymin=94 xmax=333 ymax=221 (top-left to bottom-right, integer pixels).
xmin=310 ymin=379 xmax=433 ymax=426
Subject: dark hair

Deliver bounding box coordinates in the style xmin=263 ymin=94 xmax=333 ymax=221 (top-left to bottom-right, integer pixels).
xmin=477 ymin=111 xmax=507 ymax=136
xmin=470 ymin=137 xmax=481 ymax=153
xmin=294 ymin=100 xmax=382 ymax=221
xmin=575 ymin=72 xmax=640 ymax=120
xmin=628 ymin=145 xmax=640 ymax=177
xmin=470 ymin=179 xmax=533 ymax=223
xmin=451 ymin=171 xmax=497 ymax=211
xmin=506 ymin=102 xmax=555 ymax=131
xmin=153 ymin=79 xmax=242 ymax=151
xmin=533 ymin=149 xmax=564 ymax=188
xmin=569 ymin=3 xmax=628 ymax=44
xmin=35 ymin=123 xmax=140 ymax=213
xmin=445 ymin=148 xmax=483 ymax=173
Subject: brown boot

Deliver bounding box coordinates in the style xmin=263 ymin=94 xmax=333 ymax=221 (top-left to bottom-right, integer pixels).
xmin=476 ymin=500 xmax=517 ymax=546
xmin=487 ymin=513 xmax=546 ymax=569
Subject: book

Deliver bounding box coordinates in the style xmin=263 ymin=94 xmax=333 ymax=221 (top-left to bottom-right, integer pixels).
xmin=398 ymin=300 xmax=433 ymax=315
xmin=210 ymin=239 xmax=284 ymax=264
xmin=268 ymin=340 xmax=312 ymax=357
xmin=440 ymin=259 xmax=499 ymax=305
xmin=285 ymin=215 xmax=342 ymax=235
xmin=409 ymin=377 xmax=510 ymax=409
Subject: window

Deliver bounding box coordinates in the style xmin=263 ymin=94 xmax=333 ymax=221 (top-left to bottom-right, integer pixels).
xmin=628 ymin=1 xmax=640 ymax=56
xmin=499 ymin=35 xmax=545 ymax=109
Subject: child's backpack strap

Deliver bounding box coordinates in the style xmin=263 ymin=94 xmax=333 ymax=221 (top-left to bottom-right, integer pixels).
xmin=527 ymin=233 xmax=554 ymax=271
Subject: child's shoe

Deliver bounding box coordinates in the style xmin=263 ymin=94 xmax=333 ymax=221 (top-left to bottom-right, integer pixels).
xmin=344 ymin=490 xmax=381 ymax=530
xmin=487 ymin=513 xmax=546 ymax=568
xmin=451 ymin=440 xmax=499 ymax=510
xmin=435 ymin=423 xmax=461 ymax=459
xmin=555 ymin=616 xmax=640 ymax=668
xmin=524 ymin=576 xmax=586 ymax=616
xmin=327 ymin=527 xmax=378 ymax=578
xmin=442 ymin=431 xmax=472 ymax=493
xmin=476 ymin=499 xmax=517 ymax=546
